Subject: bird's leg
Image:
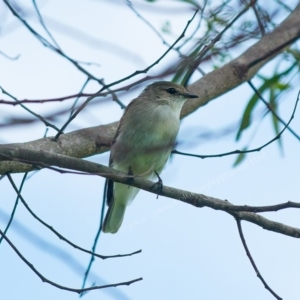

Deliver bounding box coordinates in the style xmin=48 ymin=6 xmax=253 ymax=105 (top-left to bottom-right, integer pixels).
xmin=152 ymin=171 xmax=163 ymax=199
xmin=127 ymin=166 xmax=134 ymax=188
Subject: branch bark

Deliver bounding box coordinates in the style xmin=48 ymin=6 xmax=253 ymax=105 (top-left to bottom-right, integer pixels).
xmin=1 ymin=145 xmax=299 ymax=238
xmin=184 ymin=2 xmax=300 ymax=115
xmin=1 ymin=3 xmax=300 ymax=174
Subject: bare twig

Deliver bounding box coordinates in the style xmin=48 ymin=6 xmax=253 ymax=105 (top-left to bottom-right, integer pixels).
xmin=0 ymin=228 xmax=142 ymax=294
xmin=126 ymin=0 xmax=168 ymax=47
xmin=100 ymin=10 xmax=198 ymax=92
xmin=70 ymin=78 xmax=91 ymax=116
xmin=0 ymin=86 xmax=60 ymax=131
xmin=181 ymin=0 xmax=257 ymax=85
xmin=0 ymin=173 xmax=27 ymax=244
xmin=1 ymin=146 xmax=300 ymax=238
xmin=4 ymin=0 xmax=102 ymax=82
xmin=173 ymin=88 xmax=299 ymax=158
xmin=81 ymin=181 xmax=107 ymax=290
xmin=32 ymin=0 xmax=60 ymax=49
xmin=51 ymin=10 xmax=198 ymax=139
xmin=0 ymin=92 xmax=94 ymax=105
xmin=0 ymin=49 xmax=20 ymax=60
xmin=6 ymin=173 xmax=141 ymax=260
xmin=185 ymin=3 xmax=300 ymax=116
xmin=54 ymin=80 xmax=126 ymax=140
xmin=248 ymin=80 xmax=300 ymax=140
xmin=236 ymin=218 xmax=282 ymax=300
xmin=252 ymin=3 xmax=266 ymax=36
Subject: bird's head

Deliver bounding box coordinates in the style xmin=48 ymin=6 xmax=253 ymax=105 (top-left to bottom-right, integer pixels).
xmin=141 ymin=81 xmax=198 ymax=104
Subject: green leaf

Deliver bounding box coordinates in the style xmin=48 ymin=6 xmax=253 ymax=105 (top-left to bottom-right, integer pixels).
xmin=287 ymin=48 xmax=300 ymax=61
xmin=233 ymin=148 xmax=247 ymax=167
xmin=275 ymin=82 xmax=290 ymax=91
xmin=269 ymin=88 xmax=283 ymax=151
xmin=236 ymin=73 xmax=285 ymax=141
xmin=236 ymin=93 xmax=259 ymax=141
xmin=162 ymin=21 xmax=171 ymax=34
xmin=172 ymin=44 xmax=202 ymax=84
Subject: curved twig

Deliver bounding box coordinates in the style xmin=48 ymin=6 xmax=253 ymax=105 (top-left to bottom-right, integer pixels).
xmin=236 ymin=218 xmax=282 ymax=300
xmin=0 ymin=228 xmax=142 ymax=294
xmin=6 ymin=173 xmax=141 ymax=260
xmin=1 ymin=146 xmax=300 ymax=238
xmin=173 ymin=88 xmax=299 ymax=159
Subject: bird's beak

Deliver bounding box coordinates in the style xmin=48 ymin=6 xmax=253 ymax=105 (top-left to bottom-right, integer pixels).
xmin=183 ymin=92 xmax=198 ymax=98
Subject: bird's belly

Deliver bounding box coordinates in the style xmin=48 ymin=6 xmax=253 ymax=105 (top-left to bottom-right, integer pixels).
xmin=112 ymin=135 xmax=174 ymax=178
xmin=116 ymin=142 xmax=171 ymax=177
xmin=112 ymin=108 xmax=179 ymax=178
xmin=130 ymin=148 xmax=171 ymax=177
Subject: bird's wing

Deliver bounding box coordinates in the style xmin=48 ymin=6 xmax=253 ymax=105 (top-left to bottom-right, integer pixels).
xmin=106 ymin=98 xmax=139 ymax=206
xmin=106 ymin=178 xmax=114 ymax=206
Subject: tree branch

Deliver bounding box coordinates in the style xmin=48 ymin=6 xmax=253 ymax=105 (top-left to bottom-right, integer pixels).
xmin=1 ymin=145 xmax=300 ymax=238
xmin=184 ymin=2 xmax=300 ymax=115
xmin=1 ymin=4 xmax=300 ymax=174
xmin=0 ymin=124 xmax=115 ymax=174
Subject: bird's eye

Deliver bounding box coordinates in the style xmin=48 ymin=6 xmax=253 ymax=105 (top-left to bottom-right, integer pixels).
xmin=166 ymin=88 xmax=177 ymax=94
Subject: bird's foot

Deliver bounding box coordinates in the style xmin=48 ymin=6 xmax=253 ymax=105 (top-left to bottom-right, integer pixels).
xmin=152 ymin=171 xmax=163 ymax=199
xmin=127 ymin=167 xmax=134 ymax=188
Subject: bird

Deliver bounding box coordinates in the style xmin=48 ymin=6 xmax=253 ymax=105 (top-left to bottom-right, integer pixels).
xmin=102 ymin=81 xmax=198 ymax=233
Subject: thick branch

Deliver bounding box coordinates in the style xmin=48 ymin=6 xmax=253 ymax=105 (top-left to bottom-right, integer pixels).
xmin=1 ymin=145 xmax=299 ymax=238
xmin=183 ymin=2 xmax=300 ymax=115
xmin=0 ymin=124 xmax=116 ymax=174
xmin=1 ymin=3 xmax=300 ymax=174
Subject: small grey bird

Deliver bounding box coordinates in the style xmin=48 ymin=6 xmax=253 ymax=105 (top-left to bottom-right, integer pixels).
xmin=102 ymin=81 xmax=198 ymax=233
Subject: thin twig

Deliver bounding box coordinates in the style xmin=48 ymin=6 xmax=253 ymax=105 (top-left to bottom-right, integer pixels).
xmin=0 ymin=228 xmax=142 ymax=294
xmin=0 ymin=49 xmax=20 ymax=60
xmin=4 ymin=0 xmax=105 ymax=86
xmin=173 ymin=88 xmax=299 ymax=159
xmin=248 ymin=80 xmax=300 ymax=140
xmin=0 ymin=173 xmax=27 ymax=244
xmin=252 ymin=3 xmax=266 ymax=36
xmin=52 ymin=10 xmax=198 ymax=139
xmin=181 ymin=0 xmax=257 ymax=85
xmin=0 ymin=92 xmax=94 ymax=105
xmin=236 ymin=218 xmax=282 ymax=300
xmin=6 ymin=173 xmax=141 ymax=260
xmin=81 ymin=179 xmax=108 ymax=290
xmin=126 ymin=0 xmax=168 ymax=47
xmin=0 ymin=86 xmax=60 ymax=131
xmin=70 ymin=78 xmax=91 ymax=116
xmin=101 ymin=10 xmax=198 ymax=92
xmin=32 ymin=0 xmax=61 ymax=49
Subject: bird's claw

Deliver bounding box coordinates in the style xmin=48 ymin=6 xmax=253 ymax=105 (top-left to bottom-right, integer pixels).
xmin=127 ymin=167 xmax=134 ymax=188
xmin=152 ymin=171 xmax=163 ymax=198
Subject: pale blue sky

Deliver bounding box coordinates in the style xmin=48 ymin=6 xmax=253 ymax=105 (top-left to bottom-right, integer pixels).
xmin=1 ymin=1 xmax=300 ymax=300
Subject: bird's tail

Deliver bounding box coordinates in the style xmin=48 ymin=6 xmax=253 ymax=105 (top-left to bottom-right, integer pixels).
xmin=102 ymin=201 xmax=126 ymax=234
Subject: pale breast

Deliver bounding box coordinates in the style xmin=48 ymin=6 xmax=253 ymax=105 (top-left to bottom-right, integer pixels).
xmin=111 ymin=102 xmax=180 ymax=177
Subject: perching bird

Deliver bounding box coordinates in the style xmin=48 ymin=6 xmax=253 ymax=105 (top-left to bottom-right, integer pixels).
xmin=102 ymin=81 xmax=198 ymax=233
